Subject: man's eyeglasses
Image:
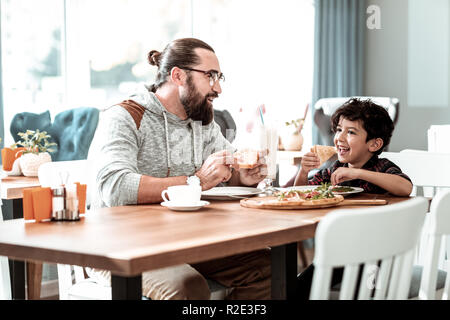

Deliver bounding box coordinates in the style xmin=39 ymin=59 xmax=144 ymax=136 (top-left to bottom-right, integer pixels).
xmin=181 ymin=67 xmax=225 ymax=87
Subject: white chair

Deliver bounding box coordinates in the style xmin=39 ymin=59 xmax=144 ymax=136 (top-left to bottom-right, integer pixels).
xmin=381 ymin=150 xmax=450 ymax=266
xmin=381 ymin=149 xmax=450 ymax=198
xmin=428 ymin=125 xmax=450 ymax=153
xmin=38 ymin=160 xmax=104 ymax=300
xmin=56 ymin=264 xmax=111 ymax=300
xmin=310 ymin=197 xmax=428 ymax=300
xmin=379 ymin=150 xmax=450 ymax=298
xmin=0 ymin=195 xmax=12 ymax=300
xmin=315 ymin=96 xmax=399 ymax=122
xmin=418 ymin=191 xmax=450 ymax=300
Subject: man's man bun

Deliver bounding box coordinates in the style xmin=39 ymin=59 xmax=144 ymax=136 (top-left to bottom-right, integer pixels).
xmin=148 ymin=50 xmax=161 ymax=66
xmin=147 ymin=38 xmax=215 ymax=92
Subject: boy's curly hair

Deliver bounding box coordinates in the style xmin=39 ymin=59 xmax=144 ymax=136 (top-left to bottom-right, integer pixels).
xmin=331 ymin=98 xmax=394 ymax=155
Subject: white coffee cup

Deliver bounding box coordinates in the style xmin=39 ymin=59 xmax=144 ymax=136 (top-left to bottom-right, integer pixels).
xmin=161 ymin=185 xmax=202 ymax=205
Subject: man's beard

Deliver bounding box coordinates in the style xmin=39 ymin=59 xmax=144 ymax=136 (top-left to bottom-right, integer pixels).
xmin=180 ymin=75 xmax=216 ymax=125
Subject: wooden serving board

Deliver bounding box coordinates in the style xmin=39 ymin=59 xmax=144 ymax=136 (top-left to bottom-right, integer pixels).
xmin=240 ymin=196 xmax=387 ymax=210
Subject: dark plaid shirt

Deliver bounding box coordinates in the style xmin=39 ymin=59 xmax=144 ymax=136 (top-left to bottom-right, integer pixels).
xmin=308 ymin=155 xmax=412 ymax=194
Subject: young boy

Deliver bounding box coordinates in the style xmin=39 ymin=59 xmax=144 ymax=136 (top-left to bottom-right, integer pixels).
xmin=294 ymin=98 xmax=412 ymax=196
xmin=295 ymin=98 xmax=413 ymax=300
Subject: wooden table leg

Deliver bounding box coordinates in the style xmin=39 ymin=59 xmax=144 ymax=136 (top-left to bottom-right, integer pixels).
xmin=9 ymin=259 xmax=25 ymax=300
xmin=3 ymin=199 xmax=43 ymax=300
xmin=26 ymin=262 xmax=43 ymax=300
xmin=271 ymin=242 xmax=298 ymax=300
xmin=111 ymin=274 xmax=142 ymax=300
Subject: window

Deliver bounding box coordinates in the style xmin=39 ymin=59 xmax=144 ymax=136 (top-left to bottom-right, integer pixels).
xmin=1 ymin=0 xmax=64 ymax=146
xmin=64 ymin=0 xmax=192 ymax=108
xmin=1 ymin=0 xmax=192 ymax=146
xmin=1 ymin=0 xmax=315 ymax=173
xmin=192 ymin=0 xmax=315 ymax=184
xmin=193 ymin=0 xmax=314 ymax=124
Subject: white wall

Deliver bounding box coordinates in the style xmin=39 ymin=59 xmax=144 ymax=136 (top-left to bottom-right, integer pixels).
xmin=364 ymin=0 xmax=450 ymax=151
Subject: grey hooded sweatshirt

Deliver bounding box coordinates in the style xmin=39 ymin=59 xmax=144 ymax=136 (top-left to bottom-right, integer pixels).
xmin=89 ymin=90 xmax=234 ymax=208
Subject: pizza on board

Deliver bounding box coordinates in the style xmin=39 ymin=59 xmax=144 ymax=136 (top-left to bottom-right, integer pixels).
xmin=268 ymin=188 xmax=344 ymax=207
xmin=311 ymin=145 xmax=337 ymax=166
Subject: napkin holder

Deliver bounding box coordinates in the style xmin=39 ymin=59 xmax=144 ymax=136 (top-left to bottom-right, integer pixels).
xmin=23 ymin=182 xmax=87 ymax=222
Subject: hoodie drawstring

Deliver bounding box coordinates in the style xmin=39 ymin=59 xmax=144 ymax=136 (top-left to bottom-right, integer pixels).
xmin=163 ymin=111 xmax=171 ymax=177
xmin=190 ymin=121 xmax=202 ymax=171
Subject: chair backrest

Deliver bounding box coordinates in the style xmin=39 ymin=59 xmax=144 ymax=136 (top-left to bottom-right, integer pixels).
xmin=419 ymin=191 xmax=450 ymax=300
xmin=428 ymin=125 xmax=450 ymax=153
xmin=381 ymin=150 xmax=450 ymax=269
xmin=213 ymin=109 xmax=236 ymax=143
xmin=50 ymin=107 xmax=100 ymax=161
xmin=313 ymin=96 xmax=399 ymax=146
xmin=310 ymin=197 xmax=428 ymax=300
xmin=10 ymin=111 xmax=53 ymax=144
xmin=380 ymin=150 xmax=450 ymax=197
xmin=10 ymin=108 xmax=99 ymax=161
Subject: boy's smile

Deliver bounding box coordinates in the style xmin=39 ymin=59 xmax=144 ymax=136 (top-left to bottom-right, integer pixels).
xmin=334 ymin=117 xmax=377 ymax=168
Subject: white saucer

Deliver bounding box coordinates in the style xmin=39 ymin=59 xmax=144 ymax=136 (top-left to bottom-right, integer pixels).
xmin=160 ymin=200 xmax=210 ymax=211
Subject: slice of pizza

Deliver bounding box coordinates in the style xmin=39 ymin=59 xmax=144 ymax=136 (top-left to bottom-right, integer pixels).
xmin=234 ymin=149 xmax=259 ymax=169
xmin=311 ymin=145 xmax=337 ymax=166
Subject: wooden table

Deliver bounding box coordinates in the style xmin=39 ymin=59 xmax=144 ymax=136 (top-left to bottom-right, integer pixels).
xmin=0 ymin=193 xmax=409 ymax=300
xmin=1 ymin=175 xmax=42 ymax=300
xmin=1 ymin=176 xmax=40 ymax=209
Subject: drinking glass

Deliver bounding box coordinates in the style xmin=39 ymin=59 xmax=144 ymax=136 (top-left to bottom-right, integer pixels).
xmin=255 ymin=123 xmax=278 ymax=195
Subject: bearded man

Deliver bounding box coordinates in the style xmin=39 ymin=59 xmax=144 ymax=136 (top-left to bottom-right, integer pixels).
xmin=87 ymin=38 xmax=271 ymax=300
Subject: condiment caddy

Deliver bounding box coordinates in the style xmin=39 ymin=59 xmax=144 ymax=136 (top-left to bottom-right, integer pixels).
xmin=23 ymin=172 xmax=87 ymax=223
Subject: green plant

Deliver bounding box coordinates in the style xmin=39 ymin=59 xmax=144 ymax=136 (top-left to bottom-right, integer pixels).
xmin=284 ymin=118 xmax=305 ymax=134
xmin=12 ymin=129 xmax=57 ymax=154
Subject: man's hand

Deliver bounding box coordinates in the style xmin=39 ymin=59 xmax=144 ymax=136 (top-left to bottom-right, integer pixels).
xmin=238 ymin=163 xmax=268 ymax=186
xmin=234 ymin=150 xmax=268 ymax=186
xmin=330 ymin=167 xmax=360 ymax=185
xmin=195 ymin=150 xmax=233 ymax=190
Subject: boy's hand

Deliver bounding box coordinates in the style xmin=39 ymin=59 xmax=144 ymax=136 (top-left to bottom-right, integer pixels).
xmin=294 ymin=152 xmax=320 ymax=186
xmin=300 ymin=152 xmax=320 ymax=175
xmin=330 ymin=167 xmax=361 ymax=185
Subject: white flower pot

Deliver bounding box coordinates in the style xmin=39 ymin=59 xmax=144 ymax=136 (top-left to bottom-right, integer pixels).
xmin=281 ymin=132 xmax=304 ymax=151
xmin=19 ymin=152 xmax=52 ymax=177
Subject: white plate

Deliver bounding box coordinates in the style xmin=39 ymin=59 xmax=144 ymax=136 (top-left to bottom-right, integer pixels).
xmin=278 ymin=185 xmax=319 ymax=192
xmin=201 ymin=187 xmax=263 ymax=200
xmin=279 ymin=185 xmax=364 ymax=196
xmin=329 ymin=186 xmax=364 ymax=196
xmin=160 ymin=200 xmax=210 ymax=211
